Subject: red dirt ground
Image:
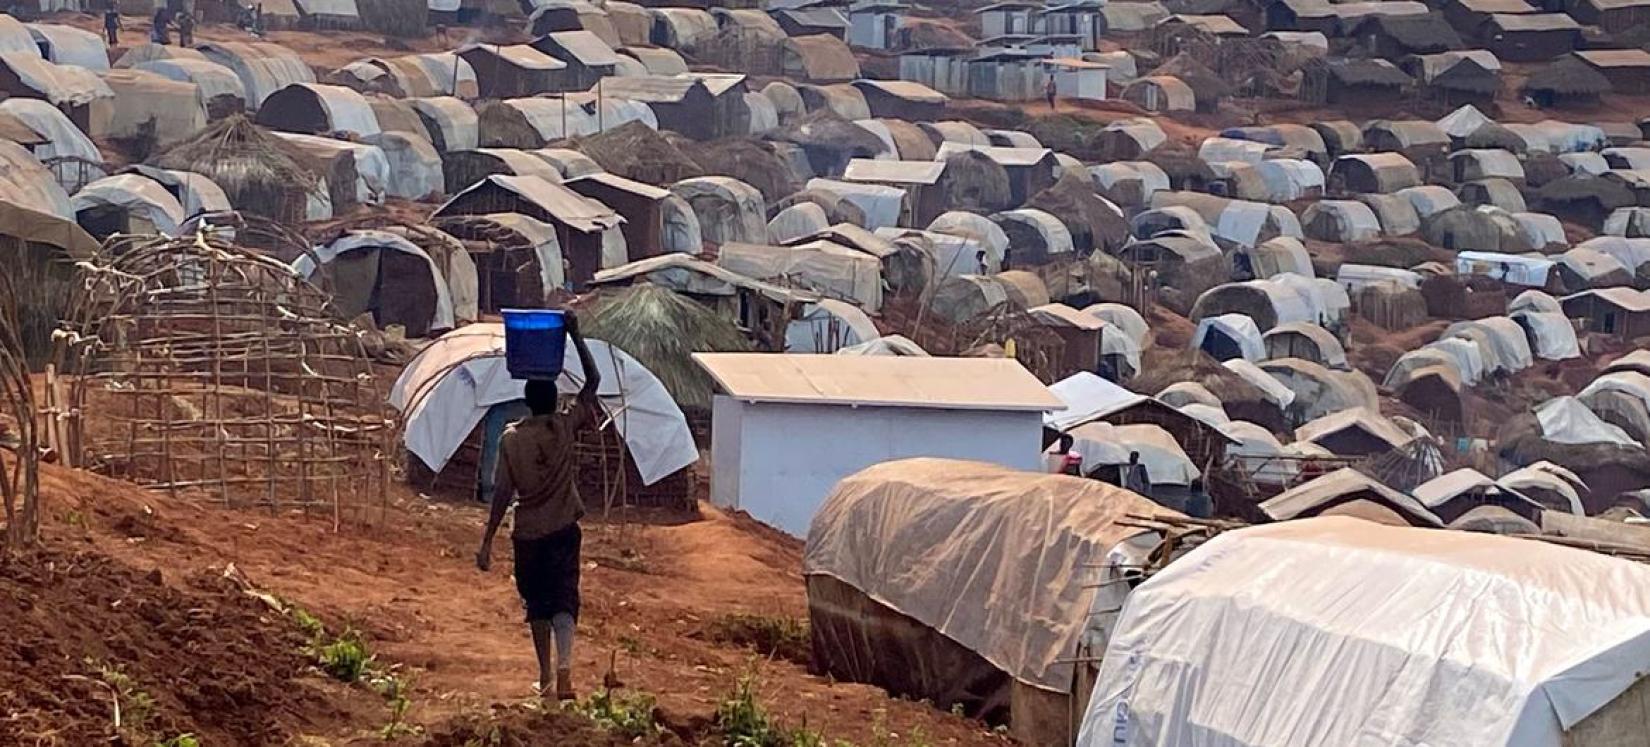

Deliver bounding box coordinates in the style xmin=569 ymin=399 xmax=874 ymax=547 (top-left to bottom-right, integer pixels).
xmin=12 ymin=459 xmax=1009 ymax=746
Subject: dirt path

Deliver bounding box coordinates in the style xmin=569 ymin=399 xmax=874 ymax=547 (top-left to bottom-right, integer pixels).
xmin=33 ymin=463 xmax=1006 ymax=745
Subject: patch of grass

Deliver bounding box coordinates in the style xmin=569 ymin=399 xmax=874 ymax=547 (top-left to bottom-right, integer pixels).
xmin=714 ymin=673 xmax=856 ymax=747
xmin=574 ymin=688 xmax=663 ymax=739
xmin=716 ymin=675 xmax=782 ymax=747
xmin=156 ymin=734 xmax=201 ymax=747
xmin=285 ymin=602 xmax=420 ymax=740
xmin=704 ymin=614 xmax=811 ymax=666
xmin=316 ymin=631 xmax=373 ymax=683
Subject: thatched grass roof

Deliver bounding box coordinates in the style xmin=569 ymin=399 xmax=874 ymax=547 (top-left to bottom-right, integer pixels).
xmin=582 ymin=283 xmax=752 ymax=412
xmin=1311 ymin=57 xmax=1413 ymax=88
xmin=1025 ymin=173 xmax=1130 ymax=254
xmin=687 ymin=138 xmax=802 ymax=202
xmin=765 ymin=108 xmax=884 ymax=158
xmin=938 ymin=148 xmax=1013 ymax=213
xmin=568 ymin=120 xmax=704 ymax=186
xmin=1538 ymin=175 xmax=1635 ymax=209
xmin=1149 ymin=52 xmax=1232 ymax=102
xmin=1523 ymin=55 xmax=1611 ymax=97
xmin=149 ymin=115 xmax=323 ymax=221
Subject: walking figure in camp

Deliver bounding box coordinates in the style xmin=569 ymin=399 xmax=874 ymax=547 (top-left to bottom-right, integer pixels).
xmin=104 ymin=6 xmax=121 ymax=45
xmin=1045 ymin=76 xmax=1058 ymax=110
xmin=476 ymin=311 xmax=600 ymax=700
xmin=177 ymin=10 xmax=195 ymax=47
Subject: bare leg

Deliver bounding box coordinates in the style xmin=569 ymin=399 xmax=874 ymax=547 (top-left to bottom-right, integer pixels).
xmin=529 ymin=619 xmax=554 ymax=694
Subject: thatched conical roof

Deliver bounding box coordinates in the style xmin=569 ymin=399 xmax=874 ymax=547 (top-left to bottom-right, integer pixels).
xmin=1025 ymin=173 xmax=1130 ymax=254
xmin=582 ymin=283 xmax=752 ymax=412
xmin=569 ymin=120 xmax=704 ymax=186
xmin=765 ymin=108 xmax=885 ymax=159
xmin=148 ymin=115 xmax=323 ymax=221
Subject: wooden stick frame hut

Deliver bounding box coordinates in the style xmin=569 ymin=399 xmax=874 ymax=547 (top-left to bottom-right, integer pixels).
xmin=51 ymin=231 xmax=393 ymax=528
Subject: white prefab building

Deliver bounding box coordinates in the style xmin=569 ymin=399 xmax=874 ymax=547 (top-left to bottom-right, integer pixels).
xmin=697 ymin=353 xmax=1062 ymax=536
xmin=1044 ymin=57 xmax=1109 ymax=100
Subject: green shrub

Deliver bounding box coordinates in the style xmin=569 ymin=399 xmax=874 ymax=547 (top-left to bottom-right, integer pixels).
xmin=575 ymin=689 xmax=663 ymax=739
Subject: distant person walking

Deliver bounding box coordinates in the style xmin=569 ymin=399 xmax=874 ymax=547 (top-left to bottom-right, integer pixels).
xmin=150 ymin=6 xmax=171 ymax=44
xmin=476 ymin=312 xmax=601 ymax=701
xmin=176 ymin=10 xmax=194 ymax=47
xmin=103 ymin=7 xmax=121 ymax=45
xmin=1044 ymin=76 xmax=1057 ymax=110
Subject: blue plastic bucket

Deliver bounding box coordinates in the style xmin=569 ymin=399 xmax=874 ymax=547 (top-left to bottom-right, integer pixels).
xmin=502 ymin=309 xmax=568 ymax=381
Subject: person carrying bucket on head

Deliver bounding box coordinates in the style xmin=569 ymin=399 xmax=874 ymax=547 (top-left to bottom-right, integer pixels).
xmin=476 ymin=310 xmax=601 ymax=701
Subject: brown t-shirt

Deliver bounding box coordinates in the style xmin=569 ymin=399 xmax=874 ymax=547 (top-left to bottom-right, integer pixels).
xmin=494 ymin=412 xmax=584 ymax=540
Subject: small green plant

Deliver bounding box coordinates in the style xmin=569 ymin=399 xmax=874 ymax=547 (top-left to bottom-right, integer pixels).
xmin=156 ymin=734 xmax=201 ymax=747
xmin=369 ymin=669 xmax=420 ymax=741
xmin=291 ymin=605 xmax=327 ymax=640
xmin=717 ymin=674 xmax=782 ymax=747
xmin=575 ymin=688 xmax=663 ymax=739
xmin=316 ymin=631 xmax=373 ymax=683
xmin=88 ymin=660 xmax=156 ymax=737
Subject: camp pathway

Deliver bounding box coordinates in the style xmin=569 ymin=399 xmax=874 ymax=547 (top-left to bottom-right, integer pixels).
xmin=35 ymin=462 xmax=1005 ymax=744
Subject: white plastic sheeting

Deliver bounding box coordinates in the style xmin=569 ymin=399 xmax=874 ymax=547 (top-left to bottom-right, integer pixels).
xmin=1079 ymin=517 xmax=1650 ymax=746
xmin=1045 ymin=371 xmax=1147 ymax=432
xmin=389 ymin=324 xmax=698 ymax=485
xmin=1578 ymin=236 xmax=1650 ymax=273
xmin=27 ymin=24 xmax=109 ymax=71
xmin=1221 ymin=358 xmax=1295 ymax=409
xmin=1064 ymin=421 xmax=1200 ymax=486
xmin=274 ymin=132 xmax=390 ymax=206
xmin=1197 ymin=137 xmax=1271 ymax=166
xmin=1504 ymin=121 xmax=1606 ymax=155
xmin=135 ymin=58 xmax=246 ymax=110
xmin=1512 ymin=310 xmax=1581 ymax=361
xmin=293 ymin=230 xmax=460 ymax=331
xmin=1301 ymin=200 xmax=1380 ymax=242
xmin=927 ymin=211 xmax=1010 ymax=269
xmin=124 ymin=166 xmax=232 ymax=218
xmin=0 ymin=15 xmax=38 ymax=57
xmin=806 ymin=177 xmax=904 ymax=230
xmin=198 ymin=42 xmax=317 ymax=110
xmin=1604 ymin=208 xmax=1650 ymax=238
xmin=364 ymin=131 xmax=443 ymax=200
xmin=1192 ymin=313 xmax=1265 ymax=362
xmin=1515 ymin=212 xmax=1567 ymax=248
xmin=784 ymin=299 xmax=878 ymax=353
xmin=1536 ymin=396 xmax=1637 ymax=446
xmin=1083 ymin=303 xmax=1150 ymax=349
xmin=1456 ymin=250 xmax=1554 ymax=287
xmin=1509 ymin=289 xmax=1562 ymax=315
xmin=71 ymin=175 xmax=186 ymax=236
xmin=0 ymin=98 xmax=103 ymax=193
xmin=1444 ymin=317 xmax=1534 ymax=373
xmin=1396 ymin=185 xmax=1460 ymax=219
xmin=1252 ymin=160 xmax=1323 ymax=203
xmin=1220 ymin=420 xmax=1297 ymax=484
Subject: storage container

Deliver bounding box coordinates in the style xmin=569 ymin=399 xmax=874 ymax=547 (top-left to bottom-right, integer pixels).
xmin=502 ymin=309 xmax=567 ymax=380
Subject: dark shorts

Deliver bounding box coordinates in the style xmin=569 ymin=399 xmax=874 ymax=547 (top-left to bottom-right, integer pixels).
xmin=513 ymin=523 xmax=581 ymax=623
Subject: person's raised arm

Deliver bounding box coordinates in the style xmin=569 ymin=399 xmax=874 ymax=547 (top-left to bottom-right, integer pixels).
xmin=566 ymin=312 xmax=600 ymax=429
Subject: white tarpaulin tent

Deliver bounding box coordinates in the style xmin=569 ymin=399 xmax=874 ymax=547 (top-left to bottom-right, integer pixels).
xmin=1192 ymin=313 xmax=1265 ymax=361
xmin=1061 ymin=421 xmax=1200 ymax=486
xmin=1537 ymin=396 xmax=1637 ymax=447
xmin=1512 ymin=310 xmax=1581 ymax=360
xmin=292 ymin=230 xmax=462 ymax=331
xmin=1046 ymin=371 xmax=1147 ymax=431
xmin=389 ymin=324 xmax=698 ymax=484
xmin=1079 ymin=517 xmax=1650 ymax=747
